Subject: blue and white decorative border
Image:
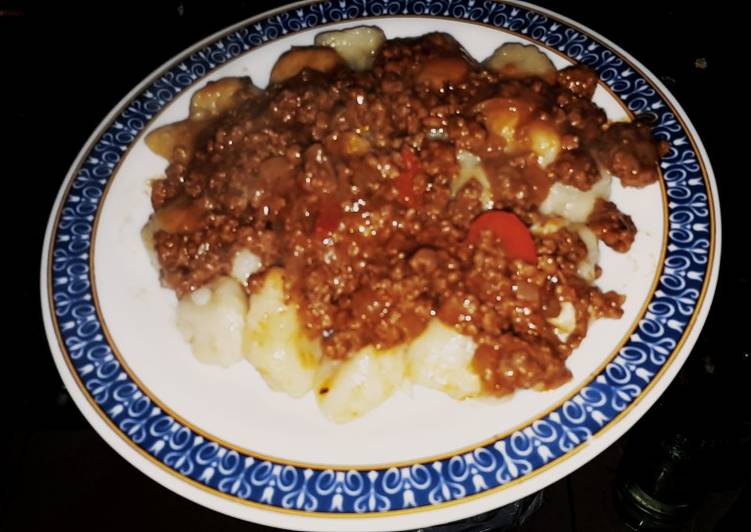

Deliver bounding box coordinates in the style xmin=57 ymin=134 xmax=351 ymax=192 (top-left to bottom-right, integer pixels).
xmin=46 ymin=0 xmax=714 ymax=517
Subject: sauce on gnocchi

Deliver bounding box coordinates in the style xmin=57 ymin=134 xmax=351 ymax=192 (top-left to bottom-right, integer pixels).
xmin=143 ymin=28 xmax=666 ymax=421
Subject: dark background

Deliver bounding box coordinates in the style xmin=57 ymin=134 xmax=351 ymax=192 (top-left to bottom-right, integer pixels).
xmin=2 ymin=1 xmax=747 ymax=530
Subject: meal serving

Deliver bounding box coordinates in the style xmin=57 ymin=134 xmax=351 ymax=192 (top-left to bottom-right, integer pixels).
xmin=141 ymin=27 xmax=666 ymax=422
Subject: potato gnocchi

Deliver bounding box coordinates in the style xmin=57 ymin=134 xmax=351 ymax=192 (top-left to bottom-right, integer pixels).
xmin=144 ymin=28 xmax=662 ymax=422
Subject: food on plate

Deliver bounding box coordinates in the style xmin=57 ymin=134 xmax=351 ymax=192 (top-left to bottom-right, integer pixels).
xmin=142 ymin=27 xmax=667 ymax=421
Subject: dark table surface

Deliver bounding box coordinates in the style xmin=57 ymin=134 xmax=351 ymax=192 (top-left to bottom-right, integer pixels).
xmin=3 ymin=1 xmax=747 ymax=530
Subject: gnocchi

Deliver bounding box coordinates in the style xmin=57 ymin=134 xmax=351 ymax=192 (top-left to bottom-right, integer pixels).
xmin=453 ymin=150 xmax=495 ymax=209
xmin=141 ymin=27 xmax=661 ymax=423
xmin=244 ymin=269 xmax=321 ymax=398
xmin=484 ymin=42 xmax=556 ymax=81
xmin=269 ymin=46 xmax=343 ymax=84
xmin=406 ymin=320 xmax=481 ymax=400
xmin=176 ymin=276 xmax=248 ymax=368
xmin=315 ymin=345 xmax=406 ymax=423
xmin=314 ymin=26 xmax=386 ymax=71
xmin=540 ymin=172 xmax=612 ymax=223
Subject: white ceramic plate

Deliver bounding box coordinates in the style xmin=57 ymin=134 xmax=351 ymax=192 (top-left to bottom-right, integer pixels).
xmin=41 ymin=1 xmax=720 ymax=530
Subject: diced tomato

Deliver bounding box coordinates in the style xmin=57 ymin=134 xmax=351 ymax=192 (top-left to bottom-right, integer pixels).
xmin=314 ymin=196 xmax=342 ymax=236
xmin=395 ymin=144 xmax=421 ymax=206
xmin=467 ymin=210 xmax=537 ymax=263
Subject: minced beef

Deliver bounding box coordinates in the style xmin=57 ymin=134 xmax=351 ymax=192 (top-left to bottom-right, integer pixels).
xmin=147 ymin=33 xmax=663 ymax=395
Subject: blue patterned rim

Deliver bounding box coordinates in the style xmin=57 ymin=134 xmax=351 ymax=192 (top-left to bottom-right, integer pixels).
xmin=44 ymin=0 xmax=717 ymax=519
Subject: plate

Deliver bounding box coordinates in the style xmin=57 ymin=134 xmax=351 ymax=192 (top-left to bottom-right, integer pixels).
xmin=40 ymin=1 xmax=720 ymax=530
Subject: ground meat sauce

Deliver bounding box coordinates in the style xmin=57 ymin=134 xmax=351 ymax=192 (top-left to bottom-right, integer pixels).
xmin=148 ymin=33 xmax=664 ymax=396
xmin=587 ymin=198 xmax=637 ymax=252
xmin=592 ymin=119 xmax=670 ymax=188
